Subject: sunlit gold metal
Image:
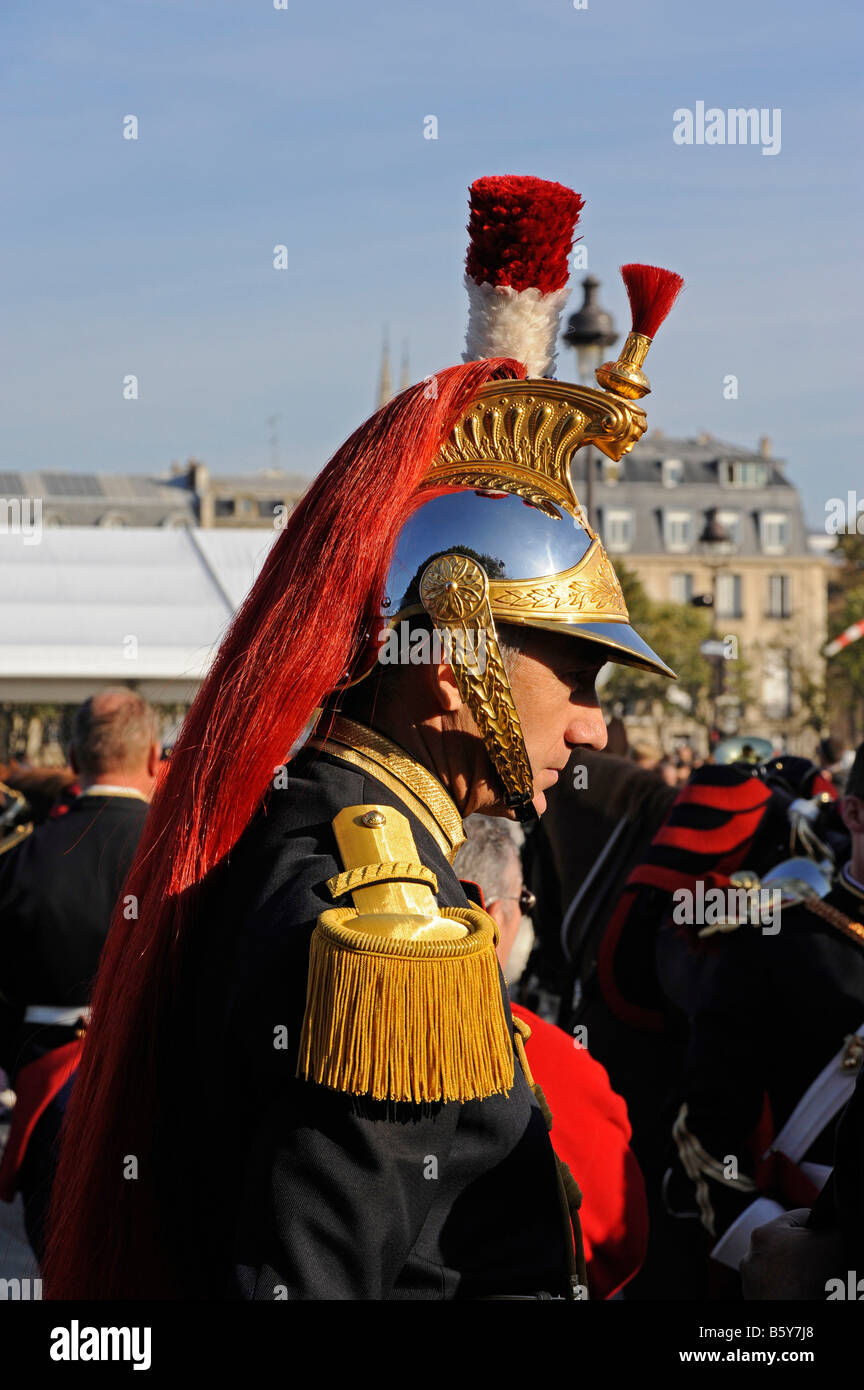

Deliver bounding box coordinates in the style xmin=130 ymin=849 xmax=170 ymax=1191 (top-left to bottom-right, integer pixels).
xmin=419 ymin=554 xmax=535 ymax=811
xmin=488 ymin=538 xmax=629 ymax=625
xmin=330 ymin=805 xmax=466 ymax=941
xmin=596 ymin=332 xmax=653 ymax=400
xmin=427 ymin=378 xmax=648 ymax=515
xmin=308 ymin=716 xmax=466 ymax=861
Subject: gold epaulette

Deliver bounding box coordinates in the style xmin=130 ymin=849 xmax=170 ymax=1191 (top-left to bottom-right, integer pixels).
xmin=297 ymin=804 xmax=514 ymax=1104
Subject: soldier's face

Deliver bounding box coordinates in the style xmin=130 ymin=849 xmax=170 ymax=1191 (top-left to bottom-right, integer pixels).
xmin=505 ymin=629 xmax=608 ymax=816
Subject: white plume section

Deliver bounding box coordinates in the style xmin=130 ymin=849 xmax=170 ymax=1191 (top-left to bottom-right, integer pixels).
xmin=463 ymin=278 xmax=571 ymax=379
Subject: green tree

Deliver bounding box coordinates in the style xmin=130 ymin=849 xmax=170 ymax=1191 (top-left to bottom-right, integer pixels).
xmin=826 ymin=533 xmax=864 ymax=741
xmin=604 ymin=563 xmax=715 ymax=718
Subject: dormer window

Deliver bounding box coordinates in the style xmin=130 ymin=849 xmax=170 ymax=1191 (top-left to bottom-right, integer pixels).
xmin=760 ymin=512 xmax=789 ymax=554
xmin=662 ymin=457 xmax=683 ymax=487
xmin=601 ymin=508 xmax=633 ymax=552
xmin=722 ymin=460 xmax=768 ymax=487
xmin=663 ymin=510 xmax=693 ymax=552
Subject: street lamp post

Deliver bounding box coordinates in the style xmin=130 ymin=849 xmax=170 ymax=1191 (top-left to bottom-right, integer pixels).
xmin=697 ymin=507 xmax=735 ymax=748
xmin=562 ymin=276 xmax=618 ymax=527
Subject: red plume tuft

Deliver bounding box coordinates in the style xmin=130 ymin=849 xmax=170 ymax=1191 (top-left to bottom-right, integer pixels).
xmin=42 ymin=356 xmax=528 ymax=1299
xmin=465 ymin=175 xmax=584 ymax=294
xmin=620 ymin=264 xmax=684 ymax=339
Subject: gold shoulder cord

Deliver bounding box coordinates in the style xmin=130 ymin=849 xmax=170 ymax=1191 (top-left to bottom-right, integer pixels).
xmin=307 ymin=716 xmax=466 ymax=863
xmin=297 ymin=803 xmax=512 ymax=1105
xmin=801 ymin=896 xmax=864 ymax=949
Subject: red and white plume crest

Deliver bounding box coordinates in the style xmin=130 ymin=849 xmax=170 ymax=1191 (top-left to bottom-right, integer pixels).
xmin=463 ymin=175 xmax=584 ymax=379
xmin=620 ymin=263 xmax=684 ymax=340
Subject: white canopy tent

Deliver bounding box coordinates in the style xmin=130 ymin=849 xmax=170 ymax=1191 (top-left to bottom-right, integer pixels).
xmin=0 ymin=527 xmax=278 ymax=703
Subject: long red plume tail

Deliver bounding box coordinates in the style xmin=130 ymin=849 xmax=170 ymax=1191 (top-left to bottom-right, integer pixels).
xmin=620 ymin=263 xmax=684 ymax=339
xmin=42 ymin=356 xmax=526 ymax=1300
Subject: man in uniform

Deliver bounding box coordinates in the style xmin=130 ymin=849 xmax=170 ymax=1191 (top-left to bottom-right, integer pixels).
xmin=44 ymin=177 xmax=682 ymax=1300
xmin=0 ymin=689 xmax=159 ymax=1257
xmin=666 ymin=741 xmax=864 ymax=1285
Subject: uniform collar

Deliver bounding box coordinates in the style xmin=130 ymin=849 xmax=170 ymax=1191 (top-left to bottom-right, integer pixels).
xmin=77 ymin=785 xmax=150 ymax=804
xmin=308 ymin=715 xmax=466 ymax=863
xmin=841 ymin=863 xmax=864 ymax=902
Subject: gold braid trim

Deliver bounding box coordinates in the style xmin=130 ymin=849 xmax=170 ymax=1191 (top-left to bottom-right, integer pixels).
xmin=802 ymin=895 xmax=864 ymax=948
xmin=672 ymin=1102 xmax=757 ymax=1238
xmin=309 ymin=716 xmax=465 ymax=862
xmin=326 ymin=861 xmax=438 ymax=899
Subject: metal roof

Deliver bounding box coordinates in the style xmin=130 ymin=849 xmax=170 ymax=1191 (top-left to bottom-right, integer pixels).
xmin=0 ymin=527 xmax=276 ymax=681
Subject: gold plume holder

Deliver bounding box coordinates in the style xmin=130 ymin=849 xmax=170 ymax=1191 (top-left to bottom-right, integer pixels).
xmin=427 ymin=378 xmax=647 ymax=521
xmin=595 ymin=332 xmax=653 ymax=401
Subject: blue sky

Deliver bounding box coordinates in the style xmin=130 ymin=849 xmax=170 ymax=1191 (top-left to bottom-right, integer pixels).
xmin=2 ymin=0 xmax=861 ymax=527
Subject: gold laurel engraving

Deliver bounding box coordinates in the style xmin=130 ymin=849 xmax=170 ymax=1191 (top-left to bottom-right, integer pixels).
xmin=489 ymin=539 xmax=629 ymax=623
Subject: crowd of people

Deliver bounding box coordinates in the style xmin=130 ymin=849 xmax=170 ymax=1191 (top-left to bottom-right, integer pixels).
xmin=2 ymin=686 xmax=862 ymax=1302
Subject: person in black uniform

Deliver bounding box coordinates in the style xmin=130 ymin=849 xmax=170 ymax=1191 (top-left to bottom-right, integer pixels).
xmin=0 ymin=689 xmax=159 ymax=1257
xmin=665 ymin=741 xmax=864 ymax=1284
xmin=43 ymin=177 xmax=684 ymax=1300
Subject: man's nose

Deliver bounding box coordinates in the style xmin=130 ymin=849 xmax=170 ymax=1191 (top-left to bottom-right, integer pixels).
xmin=567 ymin=703 xmax=607 ymax=752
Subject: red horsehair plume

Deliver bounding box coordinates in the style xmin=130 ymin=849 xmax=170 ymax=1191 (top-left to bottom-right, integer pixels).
xmin=463 ymin=175 xmax=584 ymax=378
xmin=620 ymin=263 xmax=685 ymax=340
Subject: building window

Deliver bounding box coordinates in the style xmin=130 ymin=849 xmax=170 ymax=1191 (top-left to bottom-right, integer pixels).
xmin=716 ymin=572 xmax=742 ymax=618
xmin=722 ymin=460 xmax=768 ymax=487
xmin=767 ymin=574 xmax=790 ymax=618
xmin=762 ymin=649 xmax=792 ymax=720
xmin=663 ymin=510 xmax=693 ymax=552
xmin=259 ymin=499 xmax=285 ymax=519
xmin=603 ymin=509 xmax=633 ymax=552
xmin=669 ymin=572 xmax=693 ymax=604
xmin=760 ymin=512 xmax=789 ymax=554
xmin=662 ymin=457 xmax=683 ymax=487
xmin=214 ymin=498 xmax=235 ymax=518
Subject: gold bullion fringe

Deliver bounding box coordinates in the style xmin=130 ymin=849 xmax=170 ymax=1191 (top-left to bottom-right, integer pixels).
xmin=297 ymin=907 xmax=514 ymax=1104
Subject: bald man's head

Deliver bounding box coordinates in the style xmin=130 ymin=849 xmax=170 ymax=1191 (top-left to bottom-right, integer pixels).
xmin=71 ymin=690 xmax=160 ymax=781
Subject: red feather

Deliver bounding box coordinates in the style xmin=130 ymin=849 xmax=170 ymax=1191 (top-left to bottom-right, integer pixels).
xmin=620 ymin=264 xmax=684 ymax=339
xmin=465 ymin=175 xmax=584 ymax=294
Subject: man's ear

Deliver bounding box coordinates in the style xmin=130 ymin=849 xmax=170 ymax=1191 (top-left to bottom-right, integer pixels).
xmin=426 ymin=659 xmax=463 ymax=714
xmin=147 ymin=741 xmax=161 ymax=777
xmin=841 ymin=794 xmax=864 ymax=835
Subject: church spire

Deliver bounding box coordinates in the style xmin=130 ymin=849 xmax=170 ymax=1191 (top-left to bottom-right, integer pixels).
xmin=376 ymin=330 xmax=393 ymax=408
